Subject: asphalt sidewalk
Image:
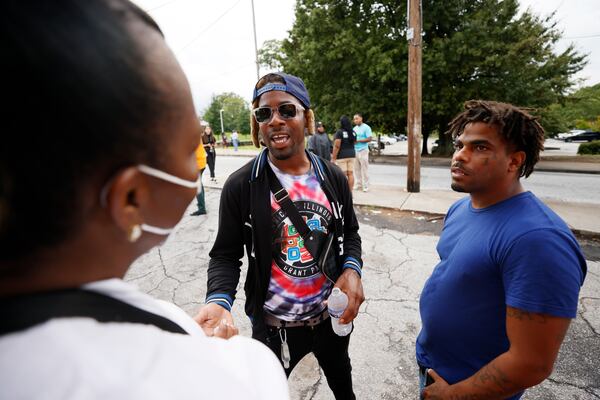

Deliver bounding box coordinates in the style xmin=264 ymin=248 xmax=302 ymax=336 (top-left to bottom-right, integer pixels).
xmin=127 ymin=147 xmax=599 ymax=399
xmin=209 ymin=147 xmax=600 ymax=236
xmin=127 ymin=188 xmax=600 ymax=400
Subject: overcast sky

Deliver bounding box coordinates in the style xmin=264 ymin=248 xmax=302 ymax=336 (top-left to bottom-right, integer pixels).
xmin=134 ymin=0 xmax=600 ymax=114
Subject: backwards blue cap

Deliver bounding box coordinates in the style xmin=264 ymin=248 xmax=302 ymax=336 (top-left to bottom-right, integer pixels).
xmin=252 ymin=72 xmax=311 ymax=109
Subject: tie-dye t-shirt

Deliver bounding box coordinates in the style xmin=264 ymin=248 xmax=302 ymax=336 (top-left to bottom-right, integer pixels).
xmin=264 ymin=160 xmax=333 ymax=321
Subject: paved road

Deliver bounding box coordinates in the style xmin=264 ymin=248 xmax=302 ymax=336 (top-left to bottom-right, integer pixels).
xmin=212 ymin=155 xmax=600 ymax=204
xmin=126 ymin=189 xmax=600 ymax=400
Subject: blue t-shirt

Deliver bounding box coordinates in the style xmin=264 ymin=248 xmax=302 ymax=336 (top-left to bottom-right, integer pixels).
xmin=416 ymin=192 xmax=586 ymax=399
xmin=353 ymin=123 xmax=372 ymax=152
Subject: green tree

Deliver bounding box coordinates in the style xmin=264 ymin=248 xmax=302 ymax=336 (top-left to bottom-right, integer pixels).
xmin=537 ymin=104 xmax=570 ymax=137
xmin=203 ymin=92 xmax=251 ymax=134
xmin=538 ymin=83 xmax=600 ymax=136
xmin=260 ymin=0 xmax=586 ymax=154
xmin=258 ymin=39 xmax=285 ymax=70
xmin=570 ymin=84 xmax=600 ymax=124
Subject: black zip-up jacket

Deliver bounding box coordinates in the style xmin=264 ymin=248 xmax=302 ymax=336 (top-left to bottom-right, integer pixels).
xmin=205 ymin=149 xmax=363 ymax=324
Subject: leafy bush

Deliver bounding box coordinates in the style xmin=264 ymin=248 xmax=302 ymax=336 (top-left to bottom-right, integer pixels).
xmin=578 ymin=141 xmax=600 ymax=155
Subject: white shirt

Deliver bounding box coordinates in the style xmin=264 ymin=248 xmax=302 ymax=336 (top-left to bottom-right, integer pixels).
xmin=0 ymin=279 xmax=289 ymax=400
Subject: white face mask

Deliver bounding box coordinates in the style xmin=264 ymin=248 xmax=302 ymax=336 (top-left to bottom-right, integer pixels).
xmin=101 ymin=164 xmax=201 ymax=236
xmin=137 ymin=165 xmax=201 ymax=190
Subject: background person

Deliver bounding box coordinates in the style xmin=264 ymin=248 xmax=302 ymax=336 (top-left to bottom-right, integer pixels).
xmin=221 ymin=131 xmax=228 ymax=148
xmin=191 ymin=135 xmax=207 ymax=216
xmin=332 ymin=115 xmax=357 ymax=191
xmin=0 ymin=1 xmax=288 ymax=399
xmin=352 ymin=113 xmax=372 ymax=192
xmin=203 ymin=125 xmax=217 ymax=182
xmin=231 ymin=129 xmax=239 ymax=151
xmin=308 ymin=121 xmax=332 ymax=160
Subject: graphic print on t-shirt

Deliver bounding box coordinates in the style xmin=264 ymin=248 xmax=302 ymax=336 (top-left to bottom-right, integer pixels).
xmin=272 ymin=201 xmax=331 ymax=277
xmin=264 ymin=162 xmax=333 ymax=321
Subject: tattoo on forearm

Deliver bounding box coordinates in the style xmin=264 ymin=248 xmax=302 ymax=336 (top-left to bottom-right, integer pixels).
xmin=506 ymin=308 xmax=547 ymax=323
xmin=461 ymin=362 xmax=515 ymax=399
xmin=427 ymin=364 xmax=514 ymax=400
xmin=476 ymin=363 xmax=509 ymax=387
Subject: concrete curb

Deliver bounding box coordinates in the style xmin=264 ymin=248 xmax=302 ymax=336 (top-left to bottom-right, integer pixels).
xmin=203 ymin=182 xmax=600 ymax=239
xmin=572 ymin=229 xmax=600 ymax=241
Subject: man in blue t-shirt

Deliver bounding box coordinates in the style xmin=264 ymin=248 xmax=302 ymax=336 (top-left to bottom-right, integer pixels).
xmin=417 ymin=100 xmax=587 ymax=400
xmin=352 ymin=113 xmax=372 ymax=192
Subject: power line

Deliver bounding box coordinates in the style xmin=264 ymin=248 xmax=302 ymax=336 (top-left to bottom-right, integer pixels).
xmin=179 ymin=0 xmax=242 ymax=52
xmin=563 ymin=33 xmax=600 ymax=40
xmin=189 ymin=61 xmax=255 ymax=85
xmin=147 ymin=0 xmax=180 ymax=12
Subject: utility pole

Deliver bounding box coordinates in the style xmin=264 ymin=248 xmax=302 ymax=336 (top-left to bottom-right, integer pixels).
xmin=406 ymin=0 xmax=422 ymax=192
xmin=251 ymin=0 xmax=260 ymax=80
xmin=219 ymin=109 xmax=225 ymax=135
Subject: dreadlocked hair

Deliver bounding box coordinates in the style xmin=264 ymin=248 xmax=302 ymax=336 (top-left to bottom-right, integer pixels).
xmin=446 ymin=100 xmax=545 ymax=178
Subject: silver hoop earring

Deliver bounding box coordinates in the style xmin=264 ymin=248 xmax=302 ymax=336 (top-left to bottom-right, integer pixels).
xmin=128 ymin=225 xmax=142 ymax=243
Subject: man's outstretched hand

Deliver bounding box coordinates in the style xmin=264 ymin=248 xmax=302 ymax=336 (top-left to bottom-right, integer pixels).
xmin=194 ymin=303 xmax=238 ymax=339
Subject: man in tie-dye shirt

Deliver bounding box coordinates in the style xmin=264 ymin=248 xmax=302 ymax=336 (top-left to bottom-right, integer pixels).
xmin=265 ymin=160 xmax=334 ymax=320
xmin=198 ymin=72 xmax=364 ymax=399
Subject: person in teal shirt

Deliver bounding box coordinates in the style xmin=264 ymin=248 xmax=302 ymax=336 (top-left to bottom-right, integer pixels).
xmin=353 ymin=113 xmax=372 ymax=192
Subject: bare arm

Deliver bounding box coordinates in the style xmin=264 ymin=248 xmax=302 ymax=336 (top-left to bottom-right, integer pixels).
xmin=332 ymin=138 xmax=341 ymax=161
xmin=423 ymin=306 xmax=571 ymax=399
xmin=356 ymin=127 xmax=372 ymax=143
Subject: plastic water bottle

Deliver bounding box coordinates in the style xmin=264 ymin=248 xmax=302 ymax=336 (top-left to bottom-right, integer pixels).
xmin=328 ymin=288 xmax=353 ymax=336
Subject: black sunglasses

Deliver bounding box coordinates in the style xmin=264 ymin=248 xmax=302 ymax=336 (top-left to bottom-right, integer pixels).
xmin=252 ymin=103 xmax=304 ymax=124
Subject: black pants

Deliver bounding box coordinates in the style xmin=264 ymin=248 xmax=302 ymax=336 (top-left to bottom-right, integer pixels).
xmin=252 ymin=321 xmax=355 ymax=400
xmin=195 ymin=169 xmax=206 ymax=212
xmin=206 ymin=148 xmax=216 ymax=178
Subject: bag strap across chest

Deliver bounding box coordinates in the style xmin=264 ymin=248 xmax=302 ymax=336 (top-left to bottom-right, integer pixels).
xmin=0 ymin=288 xmax=188 ymax=336
xmin=265 ymin=162 xmax=313 ymax=240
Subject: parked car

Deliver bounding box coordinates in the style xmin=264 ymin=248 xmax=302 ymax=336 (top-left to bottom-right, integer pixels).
xmin=564 ymin=131 xmax=600 ymax=142
xmin=393 ymin=133 xmax=408 ymax=141
xmin=379 ymin=134 xmax=397 ymax=145
xmin=557 ymin=129 xmax=585 ymax=140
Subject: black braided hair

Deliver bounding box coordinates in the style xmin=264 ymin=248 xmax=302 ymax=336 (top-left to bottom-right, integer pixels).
xmin=447 ymin=100 xmax=545 ymax=178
